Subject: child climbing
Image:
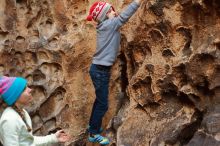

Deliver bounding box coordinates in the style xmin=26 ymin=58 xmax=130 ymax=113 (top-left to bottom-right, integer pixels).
xmin=86 ymin=0 xmax=144 ymax=145
xmin=0 ymin=76 xmax=70 ymax=146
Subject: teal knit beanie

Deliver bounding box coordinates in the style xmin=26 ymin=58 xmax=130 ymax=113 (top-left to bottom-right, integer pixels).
xmin=0 ymin=76 xmax=27 ymax=105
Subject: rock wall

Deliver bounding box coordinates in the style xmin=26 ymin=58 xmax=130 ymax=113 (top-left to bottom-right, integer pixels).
xmin=0 ymin=0 xmax=220 ymax=146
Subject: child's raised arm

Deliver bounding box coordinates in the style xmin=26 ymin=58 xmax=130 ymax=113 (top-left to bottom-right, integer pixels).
xmin=111 ymin=0 xmax=143 ymax=29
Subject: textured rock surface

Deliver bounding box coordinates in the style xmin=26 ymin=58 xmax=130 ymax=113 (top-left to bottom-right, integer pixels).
xmin=0 ymin=0 xmax=220 ymax=146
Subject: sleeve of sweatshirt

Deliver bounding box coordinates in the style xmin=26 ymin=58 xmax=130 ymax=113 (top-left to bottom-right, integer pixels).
xmin=112 ymin=1 xmax=140 ymax=29
xmin=34 ymin=134 xmax=58 ymax=146
xmin=0 ymin=119 xmax=20 ymax=146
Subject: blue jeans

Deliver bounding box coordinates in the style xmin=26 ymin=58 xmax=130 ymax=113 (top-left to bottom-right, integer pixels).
xmin=89 ymin=64 xmax=111 ymax=134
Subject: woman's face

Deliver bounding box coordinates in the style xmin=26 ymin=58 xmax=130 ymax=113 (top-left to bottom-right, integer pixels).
xmin=16 ymin=87 xmax=33 ymax=106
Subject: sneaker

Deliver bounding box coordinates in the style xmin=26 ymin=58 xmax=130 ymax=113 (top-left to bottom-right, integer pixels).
xmin=87 ymin=125 xmax=103 ymax=134
xmin=88 ymin=134 xmax=110 ymax=145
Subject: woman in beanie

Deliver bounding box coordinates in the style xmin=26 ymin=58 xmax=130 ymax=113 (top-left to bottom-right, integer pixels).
xmin=86 ymin=0 xmax=144 ymax=145
xmin=0 ymin=76 xmax=70 ymax=146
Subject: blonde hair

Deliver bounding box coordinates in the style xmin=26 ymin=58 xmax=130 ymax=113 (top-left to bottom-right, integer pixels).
xmin=11 ymin=105 xmax=32 ymax=132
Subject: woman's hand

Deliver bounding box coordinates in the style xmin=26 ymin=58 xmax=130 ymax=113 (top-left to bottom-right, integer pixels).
xmin=55 ymin=130 xmax=70 ymax=142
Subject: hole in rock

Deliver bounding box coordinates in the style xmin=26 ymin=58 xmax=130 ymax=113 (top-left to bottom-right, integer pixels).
xmin=16 ymin=36 xmax=25 ymax=43
xmin=33 ymin=69 xmax=46 ymax=82
xmin=162 ymin=49 xmax=175 ymax=57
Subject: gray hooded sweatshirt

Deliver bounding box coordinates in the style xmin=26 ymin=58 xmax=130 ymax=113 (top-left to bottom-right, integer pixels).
xmin=92 ymin=1 xmax=140 ymax=66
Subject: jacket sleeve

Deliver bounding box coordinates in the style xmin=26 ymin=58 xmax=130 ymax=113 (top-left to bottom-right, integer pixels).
xmin=112 ymin=1 xmax=140 ymax=30
xmin=34 ymin=134 xmax=58 ymax=146
xmin=0 ymin=119 xmax=20 ymax=146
